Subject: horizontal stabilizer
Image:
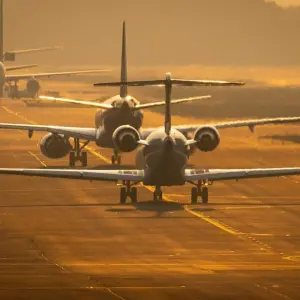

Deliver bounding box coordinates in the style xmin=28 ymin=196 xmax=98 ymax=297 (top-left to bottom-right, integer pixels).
xmin=6 ymin=64 xmax=38 ymax=72
xmin=6 ymin=68 xmax=112 ymax=82
xmin=39 ymin=96 xmax=113 ymax=109
xmin=134 ymin=95 xmax=212 ymax=110
xmin=94 ymin=79 xmax=245 ymax=87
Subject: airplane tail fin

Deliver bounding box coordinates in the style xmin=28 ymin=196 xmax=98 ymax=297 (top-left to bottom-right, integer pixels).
xmin=120 ymin=21 xmax=128 ymax=98
xmin=164 ymin=73 xmax=172 ymax=136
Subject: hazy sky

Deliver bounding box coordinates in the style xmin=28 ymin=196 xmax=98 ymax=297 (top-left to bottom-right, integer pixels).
xmin=3 ymin=0 xmax=300 ymax=67
xmin=273 ymin=0 xmax=300 ymax=6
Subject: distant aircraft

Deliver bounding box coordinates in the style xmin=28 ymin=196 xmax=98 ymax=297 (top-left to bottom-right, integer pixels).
xmin=1 ymin=73 xmax=300 ymax=204
xmin=37 ymin=21 xmax=242 ymax=166
xmin=1 ymin=65 xmax=111 ymax=99
xmin=0 ymin=0 xmax=105 ymax=98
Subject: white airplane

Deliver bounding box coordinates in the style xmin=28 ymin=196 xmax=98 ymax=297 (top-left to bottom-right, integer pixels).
xmin=1 ymin=73 xmax=300 ymax=204
xmin=36 ymin=21 xmax=243 ymax=166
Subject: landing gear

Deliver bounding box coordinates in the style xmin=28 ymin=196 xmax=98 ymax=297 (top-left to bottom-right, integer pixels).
xmin=69 ymin=138 xmax=89 ymax=167
xmin=119 ymin=181 xmax=138 ymax=204
xmin=190 ymin=181 xmax=209 ymax=204
xmin=153 ymin=186 xmax=163 ymax=201
xmin=111 ymin=149 xmax=121 ymax=165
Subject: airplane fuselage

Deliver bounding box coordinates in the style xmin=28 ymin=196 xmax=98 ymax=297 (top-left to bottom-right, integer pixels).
xmin=137 ymin=128 xmax=189 ymax=186
xmin=95 ymin=95 xmax=144 ymax=148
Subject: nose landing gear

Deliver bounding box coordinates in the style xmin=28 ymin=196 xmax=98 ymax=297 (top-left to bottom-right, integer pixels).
xmin=111 ymin=149 xmax=121 ymax=165
xmin=153 ymin=186 xmax=163 ymax=201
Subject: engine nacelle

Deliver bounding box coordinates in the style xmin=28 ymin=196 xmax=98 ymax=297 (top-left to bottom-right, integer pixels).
xmin=112 ymin=125 xmax=140 ymax=152
xmin=193 ymin=126 xmax=220 ymax=152
xmin=26 ymin=78 xmax=40 ymax=98
xmin=40 ymin=133 xmax=72 ymax=159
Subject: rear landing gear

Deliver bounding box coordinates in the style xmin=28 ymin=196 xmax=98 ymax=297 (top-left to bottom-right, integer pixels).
xmin=111 ymin=149 xmax=121 ymax=165
xmin=191 ymin=182 xmax=209 ymax=204
xmin=120 ymin=181 xmax=138 ymax=204
xmin=69 ymin=138 xmax=89 ymax=167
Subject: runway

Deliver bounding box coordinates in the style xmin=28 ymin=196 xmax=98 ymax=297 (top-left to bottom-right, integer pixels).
xmin=0 ymin=99 xmax=300 ymax=299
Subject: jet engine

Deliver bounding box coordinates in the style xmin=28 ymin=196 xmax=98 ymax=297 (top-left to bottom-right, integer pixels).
xmin=193 ymin=126 xmax=220 ymax=152
xmin=26 ymin=78 xmax=41 ymax=98
xmin=40 ymin=133 xmax=72 ymax=159
xmin=112 ymin=125 xmax=140 ymax=152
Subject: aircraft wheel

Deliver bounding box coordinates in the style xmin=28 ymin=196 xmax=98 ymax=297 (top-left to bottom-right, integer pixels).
xmin=117 ymin=156 xmax=121 ymax=165
xmin=131 ymin=187 xmax=137 ymax=203
xmin=69 ymin=152 xmax=75 ymax=167
xmin=120 ymin=187 xmax=127 ymax=204
xmin=201 ymin=186 xmax=208 ymax=204
xmin=191 ymin=187 xmax=198 ymax=204
xmin=153 ymin=191 xmax=162 ymax=201
xmin=81 ymin=152 xmax=88 ymax=167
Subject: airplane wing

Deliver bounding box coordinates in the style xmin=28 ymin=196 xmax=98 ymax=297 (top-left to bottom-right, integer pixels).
xmin=0 ymin=168 xmax=144 ymax=182
xmin=173 ymin=117 xmax=300 ymax=134
xmin=6 ymin=64 xmax=38 ymax=72
xmin=134 ymin=95 xmax=212 ymax=110
xmin=39 ymin=96 xmax=113 ymax=110
xmin=185 ymin=168 xmax=300 ymax=182
xmin=4 ymin=46 xmax=63 ymax=55
xmin=5 ymin=69 xmax=111 ymax=82
xmin=140 ymin=116 xmax=300 ymax=139
xmin=0 ymin=123 xmax=98 ymax=141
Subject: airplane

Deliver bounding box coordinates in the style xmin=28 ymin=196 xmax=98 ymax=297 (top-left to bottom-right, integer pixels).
xmin=2 ymin=67 xmax=111 ymax=100
xmin=36 ymin=21 xmax=243 ymax=166
xmin=0 ymin=0 xmax=73 ymax=98
xmin=1 ymin=73 xmax=300 ymax=204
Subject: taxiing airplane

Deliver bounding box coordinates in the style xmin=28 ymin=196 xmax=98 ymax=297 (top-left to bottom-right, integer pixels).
xmin=1 ymin=73 xmax=300 ymax=204
xmin=37 ymin=21 xmax=243 ymax=166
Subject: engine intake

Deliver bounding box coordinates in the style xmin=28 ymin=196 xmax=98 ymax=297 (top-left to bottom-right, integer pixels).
xmin=40 ymin=133 xmax=72 ymax=159
xmin=193 ymin=126 xmax=220 ymax=152
xmin=26 ymin=78 xmax=40 ymax=98
xmin=112 ymin=125 xmax=140 ymax=152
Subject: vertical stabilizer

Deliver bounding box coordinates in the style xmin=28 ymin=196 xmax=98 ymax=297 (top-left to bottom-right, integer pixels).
xmin=120 ymin=21 xmax=127 ymax=97
xmin=164 ymin=73 xmax=172 ymax=136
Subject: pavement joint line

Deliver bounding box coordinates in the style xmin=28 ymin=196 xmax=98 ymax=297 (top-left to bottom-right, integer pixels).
xmin=2 ymin=104 xmax=299 ymax=263
xmin=28 ymin=151 xmax=47 ymax=167
xmin=104 ymin=287 xmax=128 ymax=300
xmin=254 ymin=283 xmax=295 ymax=300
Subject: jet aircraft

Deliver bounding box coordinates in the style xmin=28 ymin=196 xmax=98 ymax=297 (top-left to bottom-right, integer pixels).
xmin=1 ymin=73 xmax=300 ymax=204
xmin=37 ymin=21 xmax=242 ymax=166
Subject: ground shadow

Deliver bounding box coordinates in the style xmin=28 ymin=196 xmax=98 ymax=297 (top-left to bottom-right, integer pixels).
xmin=260 ymin=134 xmax=300 ymax=145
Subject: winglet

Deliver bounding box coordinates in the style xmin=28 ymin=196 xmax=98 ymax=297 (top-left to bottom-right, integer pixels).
xmin=120 ymin=21 xmax=128 ymax=97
